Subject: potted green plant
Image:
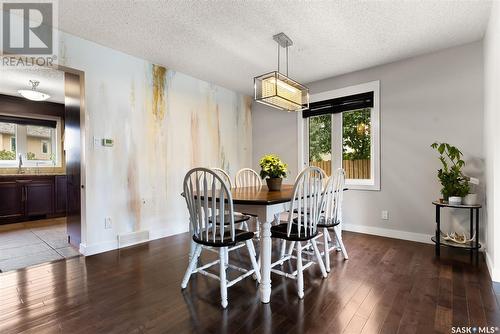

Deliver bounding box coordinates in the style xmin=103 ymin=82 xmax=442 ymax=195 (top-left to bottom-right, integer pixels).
xmin=431 ymin=142 xmax=470 ymax=204
xmin=259 ymin=154 xmax=288 ymax=191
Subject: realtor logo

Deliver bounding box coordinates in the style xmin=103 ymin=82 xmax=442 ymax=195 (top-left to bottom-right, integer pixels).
xmin=2 ymin=2 xmax=53 ymax=55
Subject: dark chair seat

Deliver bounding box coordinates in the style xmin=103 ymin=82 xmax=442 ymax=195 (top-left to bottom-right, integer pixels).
xmin=271 ymin=223 xmax=318 ymax=241
xmin=317 ymin=216 xmax=340 ymax=228
xmin=209 ymin=213 xmax=251 ymax=225
xmin=193 ymin=229 xmax=255 ymax=247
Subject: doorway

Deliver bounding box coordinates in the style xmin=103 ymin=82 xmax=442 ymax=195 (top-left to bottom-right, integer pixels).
xmin=0 ymin=65 xmax=85 ymax=272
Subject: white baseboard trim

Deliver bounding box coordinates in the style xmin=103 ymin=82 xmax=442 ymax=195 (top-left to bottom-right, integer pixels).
xmin=79 ymin=227 xmax=189 ymax=256
xmin=485 ymin=251 xmax=500 ymax=282
xmin=342 ymin=223 xmax=434 ymax=245
xmin=79 ymin=240 xmax=117 ymax=256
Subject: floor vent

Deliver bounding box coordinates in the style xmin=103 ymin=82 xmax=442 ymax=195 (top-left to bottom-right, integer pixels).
xmin=118 ymin=230 xmax=150 ymax=248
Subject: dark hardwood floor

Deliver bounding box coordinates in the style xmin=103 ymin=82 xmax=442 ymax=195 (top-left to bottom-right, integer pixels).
xmin=1 ymin=230 xmax=499 ymax=334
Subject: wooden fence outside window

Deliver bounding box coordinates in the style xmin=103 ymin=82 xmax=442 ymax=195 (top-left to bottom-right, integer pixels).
xmin=310 ymin=159 xmax=370 ymax=179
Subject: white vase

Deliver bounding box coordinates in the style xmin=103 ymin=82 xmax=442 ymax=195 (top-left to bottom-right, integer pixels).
xmin=448 ymin=196 xmax=462 ymax=205
xmin=463 ymin=193 xmax=478 ymax=205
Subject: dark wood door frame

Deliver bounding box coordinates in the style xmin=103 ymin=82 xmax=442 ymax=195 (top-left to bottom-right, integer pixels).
xmin=58 ymin=65 xmax=86 ymax=250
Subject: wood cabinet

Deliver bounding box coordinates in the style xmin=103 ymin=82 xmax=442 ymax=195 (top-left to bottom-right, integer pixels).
xmin=0 ymin=180 xmax=24 ymax=220
xmin=0 ymin=175 xmax=66 ymax=224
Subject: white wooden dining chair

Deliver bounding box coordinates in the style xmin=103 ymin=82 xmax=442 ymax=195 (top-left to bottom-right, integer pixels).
xmin=234 ymin=168 xmax=263 ymax=235
xmin=269 ymin=166 xmax=328 ymax=299
xmin=181 ymin=168 xmax=261 ymax=308
xmin=235 ymin=168 xmax=262 ymax=188
xmin=315 ymin=168 xmax=348 ymax=272
xmin=211 ymin=167 xmax=233 ymax=188
xmin=210 ymin=167 xmax=252 ymax=231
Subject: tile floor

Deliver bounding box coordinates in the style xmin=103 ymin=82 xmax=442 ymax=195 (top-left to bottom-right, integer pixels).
xmin=0 ymin=218 xmax=80 ymax=273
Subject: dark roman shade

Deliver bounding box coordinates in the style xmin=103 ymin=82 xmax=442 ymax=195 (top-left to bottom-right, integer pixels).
xmin=0 ymin=115 xmax=57 ymax=128
xmin=302 ymin=91 xmax=374 ymax=118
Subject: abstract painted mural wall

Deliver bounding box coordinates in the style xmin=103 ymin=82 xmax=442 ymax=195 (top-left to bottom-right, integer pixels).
xmin=59 ymin=33 xmax=252 ymax=254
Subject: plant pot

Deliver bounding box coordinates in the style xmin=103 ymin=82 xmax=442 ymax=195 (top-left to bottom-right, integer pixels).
xmin=463 ymin=193 xmax=478 ymax=206
xmin=266 ymin=177 xmax=282 ymax=191
xmin=448 ymin=196 xmax=462 ymax=205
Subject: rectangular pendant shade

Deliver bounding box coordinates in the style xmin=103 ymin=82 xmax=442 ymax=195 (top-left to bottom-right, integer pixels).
xmin=254 ymin=71 xmax=309 ymax=111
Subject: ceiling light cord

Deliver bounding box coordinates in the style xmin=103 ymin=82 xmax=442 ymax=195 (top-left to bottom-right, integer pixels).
xmin=277 ymin=40 xmax=289 ymax=76
xmin=286 ymin=42 xmax=289 ymax=76
xmin=277 ymin=43 xmax=280 ymax=73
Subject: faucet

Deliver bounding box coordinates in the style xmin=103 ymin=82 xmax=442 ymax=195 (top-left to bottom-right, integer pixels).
xmin=18 ymin=154 xmax=24 ymax=174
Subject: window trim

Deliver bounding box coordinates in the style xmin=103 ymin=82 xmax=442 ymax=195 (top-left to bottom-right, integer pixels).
xmin=0 ymin=113 xmax=62 ymax=168
xmin=298 ymin=80 xmax=380 ymax=191
xmin=10 ymin=136 xmax=16 ymax=152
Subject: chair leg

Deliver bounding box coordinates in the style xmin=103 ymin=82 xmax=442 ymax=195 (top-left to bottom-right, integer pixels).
xmin=188 ymin=240 xmax=196 ymax=261
xmin=219 ymin=247 xmax=228 ymax=308
xmin=254 ymin=217 xmax=260 ymax=239
xmin=246 ymin=240 xmax=261 ymax=283
xmin=280 ymin=240 xmax=287 ymax=259
xmin=181 ymin=243 xmax=202 ymax=289
xmin=296 ymin=242 xmax=304 ymax=299
xmin=311 ymin=239 xmax=327 ymax=278
xmin=323 ymin=227 xmax=331 ymax=272
xmin=288 ymin=241 xmax=296 ymax=256
xmin=224 ymin=245 xmax=229 ymax=268
xmin=334 ymin=226 xmax=348 ymax=260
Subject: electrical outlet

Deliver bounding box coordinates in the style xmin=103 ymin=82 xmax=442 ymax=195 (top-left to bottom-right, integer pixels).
xmin=381 ymin=210 xmax=389 ymax=220
xmin=105 ymin=217 xmax=112 ymax=229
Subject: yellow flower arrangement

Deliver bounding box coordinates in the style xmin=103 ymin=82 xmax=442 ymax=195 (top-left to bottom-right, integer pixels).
xmin=259 ymin=154 xmax=288 ymax=179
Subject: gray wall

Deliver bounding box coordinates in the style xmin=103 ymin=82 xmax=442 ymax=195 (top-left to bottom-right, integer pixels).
xmin=252 ymin=103 xmax=298 ymax=183
xmin=252 ymin=41 xmax=484 ymax=242
xmin=484 ymin=2 xmax=500 ymax=281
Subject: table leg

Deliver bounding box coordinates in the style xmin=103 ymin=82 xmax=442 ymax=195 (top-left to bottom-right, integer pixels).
xmin=476 ymin=208 xmax=480 ymax=264
xmin=435 ymin=205 xmax=440 ymax=257
xmin=259 ymin=219 xmax=272 ymax=303
xmin=470 ymin=208 xmax=474 ymax=262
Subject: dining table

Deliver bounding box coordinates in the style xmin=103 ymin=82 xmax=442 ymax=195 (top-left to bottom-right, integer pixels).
xmin=229 ymin=184 xmax=295 ymax=304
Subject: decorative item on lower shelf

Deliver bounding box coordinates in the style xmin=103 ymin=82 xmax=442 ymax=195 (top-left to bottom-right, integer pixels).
xmin=259 ymin=154 xmax=288 ymax=191
xmin=440 ymin=230 xmax=475 ymax=244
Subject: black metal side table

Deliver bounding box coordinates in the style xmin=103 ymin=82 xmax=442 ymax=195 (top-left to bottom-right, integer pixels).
xmin=432 ymin=201 xmax=482 ymax=263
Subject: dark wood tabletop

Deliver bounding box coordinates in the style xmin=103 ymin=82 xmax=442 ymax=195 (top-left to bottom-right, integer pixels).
xmin=186 ymin=185 xmax=349 ymax=205
xmin=231 ymin=185 xmax=294 ymax=205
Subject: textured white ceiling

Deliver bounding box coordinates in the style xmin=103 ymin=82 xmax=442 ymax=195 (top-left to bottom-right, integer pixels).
xmin=0 ymin=67 xmax=65 ymax=103
xmin=58 ymin=0 xmax=492 ymax=95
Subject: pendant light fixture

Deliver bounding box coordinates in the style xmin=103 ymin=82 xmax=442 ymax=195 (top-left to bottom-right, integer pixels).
xmin=18 ymin=80 xmax=50 ymax=101
xmin=254 ymin=32 xmax=309 ymax=112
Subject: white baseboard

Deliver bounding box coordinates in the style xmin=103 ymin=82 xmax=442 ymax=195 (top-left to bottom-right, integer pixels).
xmin=79 ymin=240 xmax=117 ymax=256
xmin=342 ymin=223 xmax=434 ymax=245
xmin=79 ymin=226 xmax=189 ymax=256
xmin=485 ymin=251 xmax=500 ymax=282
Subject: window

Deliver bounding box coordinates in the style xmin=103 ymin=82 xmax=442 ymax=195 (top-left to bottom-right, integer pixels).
xmin=0 ymin=121 xmax=17 ymax=160
xmin=41 ymin=140 xmax=49 ymax=154
xmin=0 ymin=115 xmax=61 ymax=167
xmin=301 ymin=81 xmax=380 ymax=190
xmin=342 ymin=108 xmax=371 ymax=180
xmin=308 ymin=114 xmax=332 ymax=174
xmin=10 ymin=137 xmax=16 ymax=152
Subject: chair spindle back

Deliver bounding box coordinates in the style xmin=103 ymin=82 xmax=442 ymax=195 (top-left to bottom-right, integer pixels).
xmin=286 ymin=166 xmax=325 ymax=239
xmin=235 ymin=168 xmax=262 ymax=188
xmin=183 ymin=168 xmax=235 ymax=244
xmin=323 ymin=168 xmax=345 ymax=226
